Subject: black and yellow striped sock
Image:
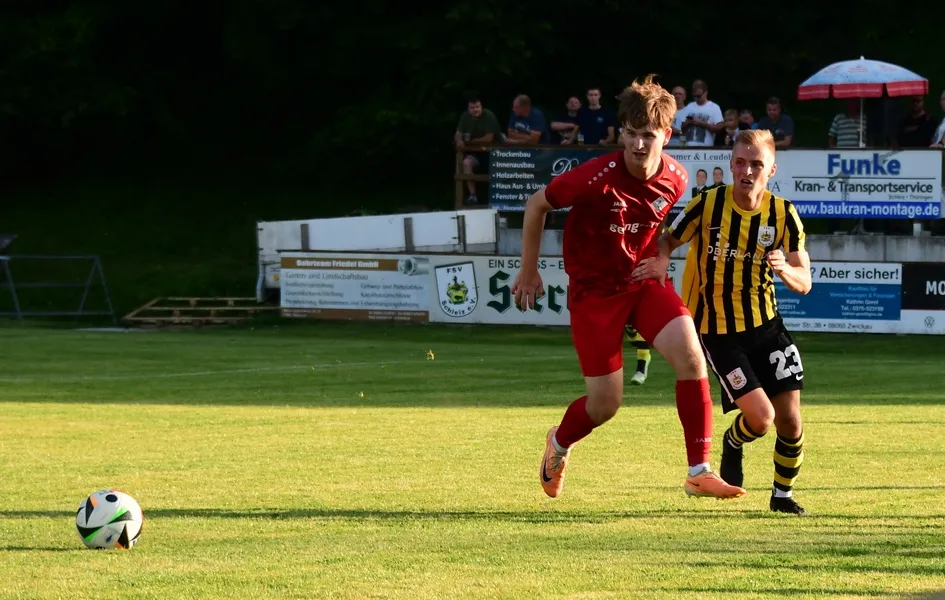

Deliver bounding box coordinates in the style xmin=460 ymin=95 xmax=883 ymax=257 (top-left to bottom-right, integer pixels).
xmin=723 ymin=412 xmax=764 ymax=449
xmin=625 ymin=329 xmax=650 ymax=370
xmin=773 ymin=432 xmax=805 ymax=497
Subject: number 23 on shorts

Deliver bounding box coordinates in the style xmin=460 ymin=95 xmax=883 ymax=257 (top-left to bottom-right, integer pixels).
xmin=770 ymin=344 xmax=803 ymax=381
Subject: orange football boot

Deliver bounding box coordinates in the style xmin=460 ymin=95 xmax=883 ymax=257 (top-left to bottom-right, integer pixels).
xmin=539 ymin=426 xmax=570 ymax=498
xmin=685 ymin=466 xmax=747 ymax=499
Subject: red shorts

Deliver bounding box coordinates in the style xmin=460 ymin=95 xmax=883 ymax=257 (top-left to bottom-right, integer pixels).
xmin=569 ymin=279 xmax=691 ymax=377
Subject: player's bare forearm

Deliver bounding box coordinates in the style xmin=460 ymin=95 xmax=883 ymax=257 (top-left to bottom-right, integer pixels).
xmin=776 ymin=265 xmax=812 ymax=294
xmin=772 ymin=250 xmax=812 ymax=295
xmin=520 ymin=190 xmax=553 ymax=270
xmin=658 ymin=231 xmax=684 ymax=259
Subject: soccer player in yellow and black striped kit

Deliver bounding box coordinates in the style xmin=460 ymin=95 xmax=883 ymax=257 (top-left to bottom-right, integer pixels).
xmin=642 ymin=129 xmax=812 ymax=514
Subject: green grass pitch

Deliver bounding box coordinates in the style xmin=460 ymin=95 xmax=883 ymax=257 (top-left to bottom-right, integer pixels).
xmin=0 ymin=322 xmax=943 ymax=599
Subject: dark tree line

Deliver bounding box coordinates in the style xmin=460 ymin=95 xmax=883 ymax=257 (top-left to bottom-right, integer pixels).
xmin=0 ymin=0 xmax=941 ymax=184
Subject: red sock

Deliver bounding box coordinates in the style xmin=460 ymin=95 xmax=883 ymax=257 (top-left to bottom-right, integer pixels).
xmin=554 ymin=396 xmax=597 ymax=448
xmin=675 ymin=378 xmax=713 ymax=466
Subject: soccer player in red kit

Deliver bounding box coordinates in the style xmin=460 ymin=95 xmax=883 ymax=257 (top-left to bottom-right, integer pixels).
xmin=511 ymin=75 xmax=746 ymax=500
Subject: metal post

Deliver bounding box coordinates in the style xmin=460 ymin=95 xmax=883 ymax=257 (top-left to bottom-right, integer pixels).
xmin=75 ymin=258 xmax=98 ymax=319
xmin=403 ymin=217 xmax=415 ymax=253
xmin=300 ymin=223 xmax=311 ymax=251
xmin=0 ymin=257 xmax=23 ymax=323
xmin=455 ymin=150 xmax=464 ymax=210
xmin=94 ymin=258 xmax=117 ymax=325
xmin=493 ymin=211 xmax=501 ymax=255
xmin=456 ymin=214 xmax=467 ymax=254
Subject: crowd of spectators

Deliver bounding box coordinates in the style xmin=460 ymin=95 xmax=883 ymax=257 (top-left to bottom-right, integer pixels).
xmin=453 ymin=80 xmax=945 ymax=215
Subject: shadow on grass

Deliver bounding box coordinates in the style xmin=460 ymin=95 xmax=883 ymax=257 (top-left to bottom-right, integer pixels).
xmin=5 ymin=507 xmax=944 ymax=523
xmin=677 ymin=560 xmax=945 ymax=578
xmin=659 ymin=586 xmax=895 ymax=598
xmin=0 ymin=546 xmax=80 ymax=552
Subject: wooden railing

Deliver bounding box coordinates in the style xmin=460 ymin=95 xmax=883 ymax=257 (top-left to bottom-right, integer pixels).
xmin=453 ymin=144 xmax=490 ymax=210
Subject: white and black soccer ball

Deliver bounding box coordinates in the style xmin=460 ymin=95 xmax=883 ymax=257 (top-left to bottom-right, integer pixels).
xmin=75 ymin=489 xmax=143 ymax=549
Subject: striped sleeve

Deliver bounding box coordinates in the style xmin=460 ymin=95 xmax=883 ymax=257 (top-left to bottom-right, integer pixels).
xmin=667 ymin=193 xmax=705 ymax=243
xmin=783 ymin=201 xmax=806 ymax=253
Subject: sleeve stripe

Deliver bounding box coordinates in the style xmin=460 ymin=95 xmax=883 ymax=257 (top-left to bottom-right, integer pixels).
xmin=784 ymin=203 xmax=802 ymax=253
xmin=668 ymin=192 xmax=706 ymax=241
xmin=669 ymin=210 xmax=696 ymax=239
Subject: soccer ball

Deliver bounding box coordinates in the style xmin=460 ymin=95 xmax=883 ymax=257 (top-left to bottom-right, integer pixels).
xmin=75 ymin=489 xmax=144 ymax=549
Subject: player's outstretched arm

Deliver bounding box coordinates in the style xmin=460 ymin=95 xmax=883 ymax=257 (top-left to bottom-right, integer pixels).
xmin=768 ymin=249 xmax=812 ymax=295
xmin=511 ymin=189 xmax=552 ymax=309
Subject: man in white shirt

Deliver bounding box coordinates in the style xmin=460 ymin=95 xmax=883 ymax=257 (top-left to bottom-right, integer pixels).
xmin=679 ymin=79 xmax=724 ymax=146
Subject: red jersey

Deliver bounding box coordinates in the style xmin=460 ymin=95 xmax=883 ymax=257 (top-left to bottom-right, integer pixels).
xmin=544 ymin=150 xmax=688 ymax=292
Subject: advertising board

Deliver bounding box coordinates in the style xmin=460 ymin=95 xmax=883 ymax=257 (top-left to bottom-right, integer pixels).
xmin=488 ymin=147 xmax=943 ymax=220
xmin=279 ymin=252 xmax=945 ymax=335
xmin=279 ymin=253 xmax=430 ymax=322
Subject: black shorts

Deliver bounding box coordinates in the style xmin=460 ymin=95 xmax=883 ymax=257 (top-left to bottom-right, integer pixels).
xmin=699 ymin=316 xmax=804 ymax=413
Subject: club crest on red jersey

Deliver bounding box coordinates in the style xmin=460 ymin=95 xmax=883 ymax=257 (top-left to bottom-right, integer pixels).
xmin=651 ymin=197 xmax=670 ymax=213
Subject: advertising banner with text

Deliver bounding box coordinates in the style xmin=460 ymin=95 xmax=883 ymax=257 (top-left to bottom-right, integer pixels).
xmin=280 ymin=252 xmax=945 ymax=335
xmin=776 ymin=262 xmax=902 ymax=333
xmin=279 ymin=253 xmax=431 ymax=322
xmin=424 ymin=255 xmax=686 ymax=326
xmin=899 ymin=262 xmax=945 ymax=335
xmin=488 ymin=147 xmax=943 ymax=219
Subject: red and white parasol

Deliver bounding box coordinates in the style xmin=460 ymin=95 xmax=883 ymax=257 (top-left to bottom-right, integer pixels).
xmin=798 ymin=56 xmax=928 ymax=100
xmin=798 ymin=57 xmax=929 ymax=147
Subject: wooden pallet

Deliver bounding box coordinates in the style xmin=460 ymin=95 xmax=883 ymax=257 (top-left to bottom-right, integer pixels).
xmin=122 ymin=297 xmax=278 ymax=327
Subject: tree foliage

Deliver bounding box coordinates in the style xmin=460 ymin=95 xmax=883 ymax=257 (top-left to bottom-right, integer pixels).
xmin=0 ymin=0 xmax=942 ymax=182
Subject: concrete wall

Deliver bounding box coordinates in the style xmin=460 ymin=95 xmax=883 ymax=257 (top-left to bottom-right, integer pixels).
xmin=497 ymin=227 xmax=945 ymax=262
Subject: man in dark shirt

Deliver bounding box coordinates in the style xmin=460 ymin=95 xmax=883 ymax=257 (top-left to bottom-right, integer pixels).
xmin=454 ymin=96 xmax=503 ymax=205
xmin=897 ymin=96 xmax=938 ymax=148
xmin=507 ymin=95 xmax=549 ymax=144
xmin=757 ymin=97 xmax=795 ymax=149
xmin=576 ymin=87 xmax=617 ymax=145
xmin=551 ymin=96 xmax=582 ymax=144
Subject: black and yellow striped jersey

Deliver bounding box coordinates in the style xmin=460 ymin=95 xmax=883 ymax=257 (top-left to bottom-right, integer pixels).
xmin=668 ymin=184 xmax=806 ymax=335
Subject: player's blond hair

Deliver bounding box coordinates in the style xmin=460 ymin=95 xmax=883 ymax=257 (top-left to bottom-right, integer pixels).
xmin=735 ymin=128 xmax=776 ymax=156
xmin=616 ymin=74 xmax=676 ymax=131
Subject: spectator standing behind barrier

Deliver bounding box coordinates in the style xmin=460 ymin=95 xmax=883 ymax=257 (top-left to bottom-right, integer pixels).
xmin=667 ymin=85 xmax=688 ymax=147
xmin=757 ymin=97 xmax=795 ymax=148
xmin=897 ymin=95 xmax=938 ymax=148
xmin=739 ymin=109 xmax=759 ymax=130
xmin=931 ymin=91 xmax=945 ymax=147
xmin=679 ymin=79 xmax=724 ymax=146
xmin=714 ymin=109 xmax=741 ymax=147
xmin=454 ymin=96 xmax=503 ymax=206
xmin=576 ymin=86 xmax=617 ymax=145
xmin=828 ymin=99 xmax=869 ymax=147
xmin=506 ymin=95 xmax=549 ymax=144
xmin=551 ymin=96 xmax=582 ymax=144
